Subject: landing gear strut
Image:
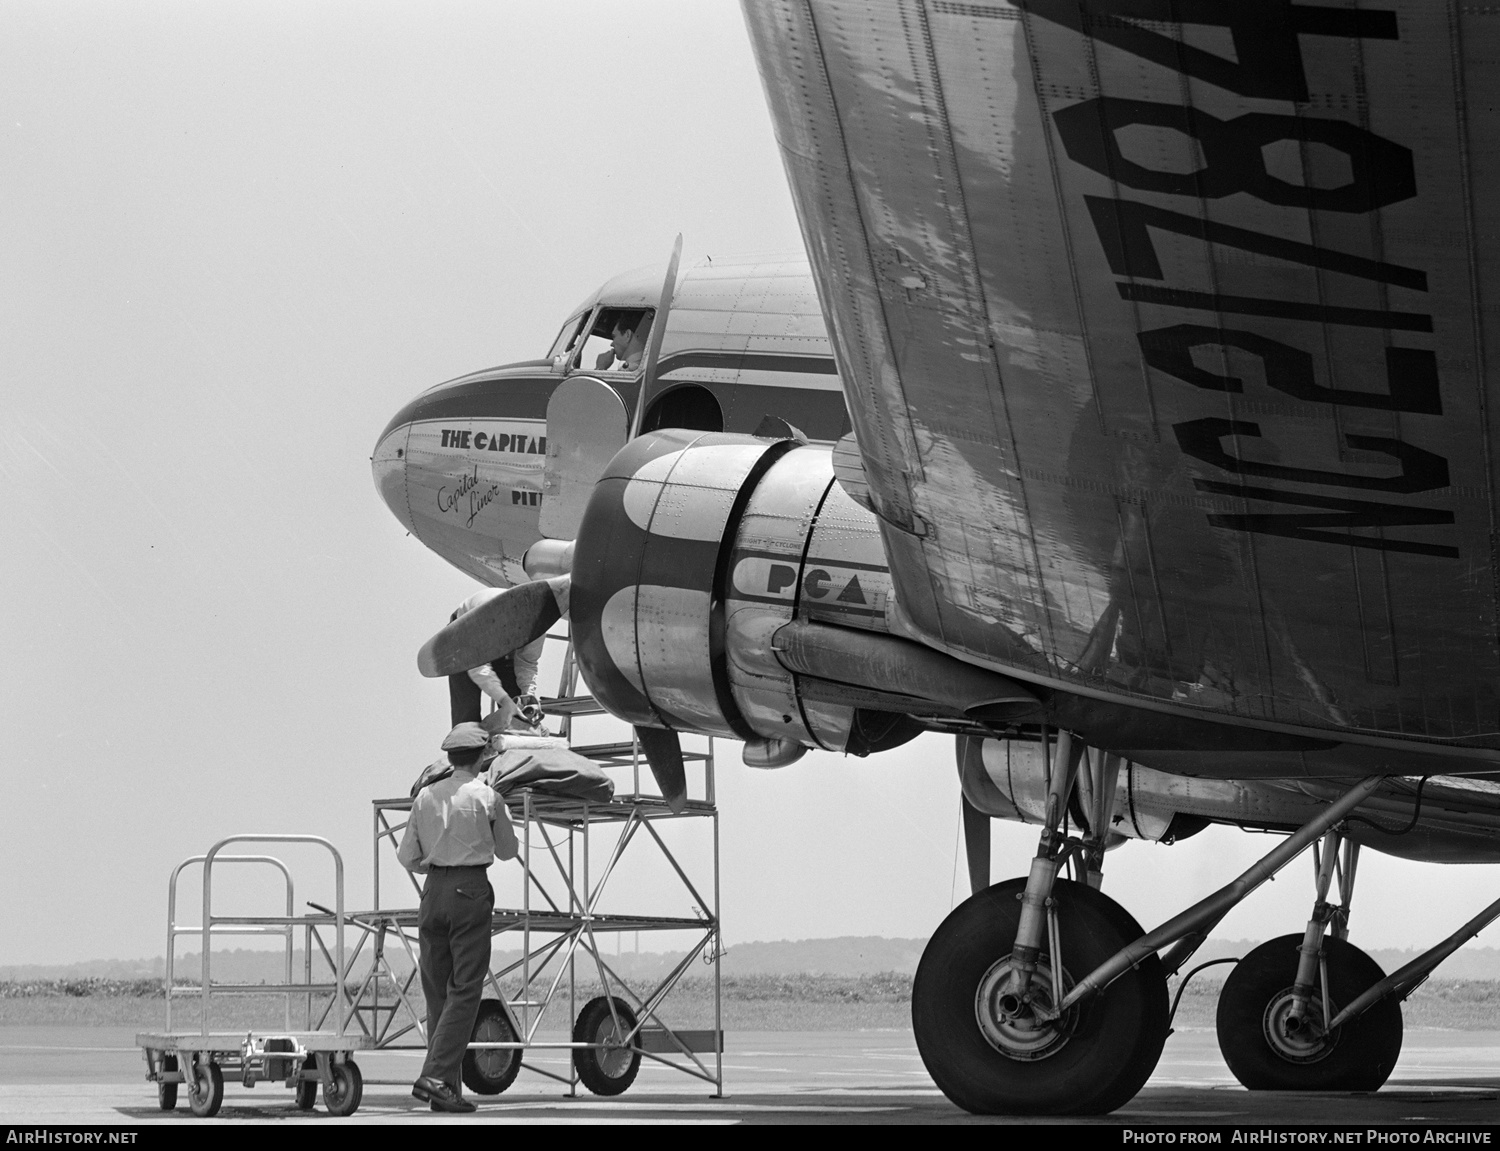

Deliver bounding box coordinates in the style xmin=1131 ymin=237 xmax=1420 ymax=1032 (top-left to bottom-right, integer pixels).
xmin=1217 ymin=830 xmax=1403 ymax=1090
xmin=918 ymin=738 xmax=1401 ymax=1115
xmin=1218 ymin=933 xmax=1402 ymax=1090
xmin=914 ymin=876 xmax=1168 ymax=1114
xmin=913 ymin=732 xmax=1169 ymax=1115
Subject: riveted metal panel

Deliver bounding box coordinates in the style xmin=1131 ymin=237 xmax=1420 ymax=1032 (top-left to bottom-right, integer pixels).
xmin=743 ymin=0 xmax=1500 ymax=756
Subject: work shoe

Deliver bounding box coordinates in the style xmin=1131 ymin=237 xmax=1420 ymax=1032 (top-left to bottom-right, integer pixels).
xmin=412 ymin=1076 xmax=476 ymax=1113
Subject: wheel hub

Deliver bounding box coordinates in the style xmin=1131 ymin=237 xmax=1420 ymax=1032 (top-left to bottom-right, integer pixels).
xmin=474 ymin=1016 xmax=513 ymax=1076
xmin=1263 ymin=987 xmax=1338 ymax=1064
xmin=593 ymin=1017 xmax=633 ymax=1078
xmin=974 ymin=955 xmax=1073 ymax=1061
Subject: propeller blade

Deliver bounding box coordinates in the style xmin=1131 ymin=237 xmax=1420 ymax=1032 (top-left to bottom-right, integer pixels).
xmin=961 ymin=795 xmax=991 ymax=896
xmin=634 ymin=725 xmax=688 ymax=814
xmin=417 ymin=577 xmax=567 ymax=678
xmin=540 ymin=377 xmax=628 ymax=540
xmin=751 ymin=414 xmax=809 ymax=444
xmin=630 ymin=234 xmax=683 ymax=438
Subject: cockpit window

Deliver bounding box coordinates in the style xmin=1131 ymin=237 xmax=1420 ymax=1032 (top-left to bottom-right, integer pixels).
xmin=573 ymin=307 xmax=654 ymax=375
xmin=548 ymin=312 xmax=589 ymax=365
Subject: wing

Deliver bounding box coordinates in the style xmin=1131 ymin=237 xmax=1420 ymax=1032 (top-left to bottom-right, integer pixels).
xmin=743 ymin=0 xmax=1500 ymax=750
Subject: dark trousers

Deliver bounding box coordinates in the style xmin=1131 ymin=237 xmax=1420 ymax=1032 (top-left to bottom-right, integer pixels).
xmin=448 ymin=657 xmax=521 ymax=726
xmin=418 ymin=865 xmax=494 ymax=1088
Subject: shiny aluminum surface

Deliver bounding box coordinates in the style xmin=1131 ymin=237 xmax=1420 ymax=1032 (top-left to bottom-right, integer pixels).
xmin=743 ymin=1 xmax=1500 ymax=763
xmin=373 ymin=256 xmax=845 ymax=589
xmin=725 ymin=446 xmax=846 ymax=750
xmin=961 ymin=735 xmax=1500 ymax=861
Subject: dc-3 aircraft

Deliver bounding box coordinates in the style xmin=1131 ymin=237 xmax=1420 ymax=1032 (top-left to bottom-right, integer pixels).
xmin=373 ymin=0 xmax=1500 ymax=1116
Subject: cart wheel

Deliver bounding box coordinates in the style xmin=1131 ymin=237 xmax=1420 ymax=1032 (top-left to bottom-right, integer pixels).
xmin=293 ymin=1054 xmax=317 ymax=1110
xmin=322 ymin=1058 xmax=363 ymax=1117
xmin=157 ymin=1054 xmax=178 ymax=1111
xmin=572 ymin=996 xmax=641 ymax=1096
xmin=463 ymin=999 xmax=521 ymax=1095
xmin=186 ymin=1058 xmax=223 ymax=1118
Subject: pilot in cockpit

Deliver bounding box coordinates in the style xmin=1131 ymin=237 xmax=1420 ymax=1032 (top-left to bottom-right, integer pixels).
xmin=594 ymin=311 xmax=651 ymax=373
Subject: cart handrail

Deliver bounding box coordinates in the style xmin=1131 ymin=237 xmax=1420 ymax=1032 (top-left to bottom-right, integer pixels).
xmin=198 ymin=836 xmax=347 ymax=1039
xmin=166 ymin=854 xmax=294 ymax=1032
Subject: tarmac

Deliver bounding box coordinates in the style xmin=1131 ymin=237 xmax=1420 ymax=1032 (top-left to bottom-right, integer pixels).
xmin=1 ymin=1025 xmax=1497 ymax=1127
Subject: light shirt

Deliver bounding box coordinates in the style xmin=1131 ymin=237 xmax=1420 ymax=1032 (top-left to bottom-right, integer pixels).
xmin=397 ymin=768 xmax=518 ymax=874
xmin=452 ymin=590 xmax=545 ymax=702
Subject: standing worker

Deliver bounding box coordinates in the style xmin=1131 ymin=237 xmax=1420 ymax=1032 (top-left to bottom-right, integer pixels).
xmin=398 ymin=722 xmax=519 ymax=1113
xmin=447 ymin=588 xmax=547 ymax=731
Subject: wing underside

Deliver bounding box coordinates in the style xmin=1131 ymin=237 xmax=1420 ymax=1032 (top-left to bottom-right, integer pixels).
xmin=743 ymin=0 xmax=1500 ymax=751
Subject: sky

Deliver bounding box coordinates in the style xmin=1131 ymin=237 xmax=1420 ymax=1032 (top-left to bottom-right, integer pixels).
xmin=1 ymin=0 xmax=1495 ymax=968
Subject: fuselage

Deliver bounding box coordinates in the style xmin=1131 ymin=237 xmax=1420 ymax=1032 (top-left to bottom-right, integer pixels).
xmin=372 ymin=255 xmax=850 ymax=586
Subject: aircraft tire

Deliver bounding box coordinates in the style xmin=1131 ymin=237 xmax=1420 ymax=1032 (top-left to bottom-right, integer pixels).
xmin=462 ymin=1000 xmax=521 ymax=1095
xmin=1217 ymin=934 xmax=1402 ymax=1091
xmin=912 ymin=877 xmax=1169 ymax=1115
xmin=572 ymin=996 xmax=642 ymax=1096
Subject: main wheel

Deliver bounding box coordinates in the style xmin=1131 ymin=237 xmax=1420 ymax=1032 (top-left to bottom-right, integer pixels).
xmin=156 ymin=1054 xmax=178 ymax=1111
xmin=321 ymin=1058 xmax=363 ymax=1117
xmin=1217 ymin=934 xmax=1402 ymax=1091
xmin=186 ymin=1058 xmax=223 ymax=1118
xmin=293 ymin=1054 xmax=317 ymax=1110
xmin=572 ymin=996 xmax=642 ymax=1096
xmin=912 ymin=877 xmax=1169 ymax=1115
xmin=463 ymin=1000 xmax=521 ymax=1095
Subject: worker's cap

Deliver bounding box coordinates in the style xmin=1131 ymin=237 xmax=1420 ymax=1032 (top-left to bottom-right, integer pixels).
xmin=440 ymin=722 xmax=492 ymax=751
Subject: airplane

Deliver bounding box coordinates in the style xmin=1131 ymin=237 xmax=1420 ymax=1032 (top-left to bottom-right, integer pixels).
xmin=372 ymin=254 xmax=850 ymax=588
xmin=375 ymin=0 xmax=1500 ymax=1117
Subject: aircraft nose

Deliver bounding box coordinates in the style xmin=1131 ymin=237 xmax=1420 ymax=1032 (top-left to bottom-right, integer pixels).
xmin=369 ymin=370 xmax=551 ymax=587
xmin=371 ymin=419 xmax=416 ymax=535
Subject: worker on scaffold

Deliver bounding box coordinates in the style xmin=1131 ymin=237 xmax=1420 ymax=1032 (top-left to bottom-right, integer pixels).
xmin=447 ymin=587 xmax=547 ymax=732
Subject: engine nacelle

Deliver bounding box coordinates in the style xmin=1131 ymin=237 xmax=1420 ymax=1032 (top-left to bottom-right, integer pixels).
xmin=958 ymin=736 xmax=1211 ymax=844
xmin=570 ymin=429 xmax=914 ymax=755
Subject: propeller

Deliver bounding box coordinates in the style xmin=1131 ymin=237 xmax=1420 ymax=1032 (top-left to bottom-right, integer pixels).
xmin=416 ymin=576 xmax=570 ymax=678
xmin=961 ymin=795 xmax=991 ymax=897
xmin=420 ymin=236 xmax=697 ymax=819
xmin=634 ymin=725 xmax=688 ymax=814
xmin=630 ymin=234 xmax=683 ymax=440
xmin=752 ymin=414 xmax=809 ymax=444
xmin=956 ymin=735 xmax=1004 ymax=896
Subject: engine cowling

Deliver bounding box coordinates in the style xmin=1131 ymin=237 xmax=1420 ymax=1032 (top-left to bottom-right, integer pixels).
xmin=957 ymin=736 xmax=1211 ymax=844
xmin=570 ymin=429 xmax=913 ymax=755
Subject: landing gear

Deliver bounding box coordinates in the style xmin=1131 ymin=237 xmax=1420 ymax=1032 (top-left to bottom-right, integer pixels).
xmin=1218 ymin=934 xmax=1402 ymax=1090
xmin=914 ymin=877 xmax=1169 ymax=1114
xmin=921 ymin=736 xmax=1396 ymax=1115
xmin=918 ymin=732 xmax=1168 ymax=1115
xmin=1215 ymin=829 xmax=1402 ymax=1091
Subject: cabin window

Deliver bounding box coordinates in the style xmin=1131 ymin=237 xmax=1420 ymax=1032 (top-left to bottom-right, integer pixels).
xmin=572 ymin=307 xmax=654 ymax=374
xmin=641 ymin=384 xmax=724 ymax=433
